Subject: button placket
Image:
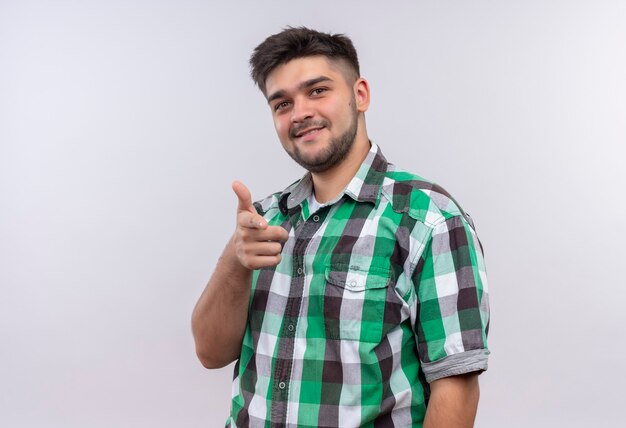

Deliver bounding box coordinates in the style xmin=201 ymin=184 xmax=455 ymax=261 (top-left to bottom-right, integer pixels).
xmin=270 ymin=201 xmax=327 ymax=424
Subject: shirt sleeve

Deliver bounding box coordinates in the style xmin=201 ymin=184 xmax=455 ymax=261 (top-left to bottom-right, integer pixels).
xmin=412 ymin=214 xmax=490 ymax=383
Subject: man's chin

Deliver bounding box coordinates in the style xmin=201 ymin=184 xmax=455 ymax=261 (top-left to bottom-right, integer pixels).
xmin=290 ymin=151 xmax=333 ymax=173
xmin=293 ymin=144 xmax=328 ymax=163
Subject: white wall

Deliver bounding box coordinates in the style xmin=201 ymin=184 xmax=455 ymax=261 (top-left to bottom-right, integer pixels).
xmin=1 ymin=1 xmax=624 ymax=426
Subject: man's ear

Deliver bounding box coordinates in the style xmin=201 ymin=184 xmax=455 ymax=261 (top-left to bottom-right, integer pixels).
xmin=353 ymin=78 xmax=370 ymax=113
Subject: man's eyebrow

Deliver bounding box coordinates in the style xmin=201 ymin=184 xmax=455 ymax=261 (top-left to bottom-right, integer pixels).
xmin=266 ymin=75 xmax=333 ymax=105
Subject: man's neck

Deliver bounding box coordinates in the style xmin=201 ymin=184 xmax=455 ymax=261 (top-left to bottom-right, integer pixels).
xmin=311 ymin=132 xmax=371 ymax=204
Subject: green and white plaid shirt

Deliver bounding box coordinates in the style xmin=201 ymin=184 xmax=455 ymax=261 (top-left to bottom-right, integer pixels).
xmin=228 ymin=143 xmax=490 ymax=427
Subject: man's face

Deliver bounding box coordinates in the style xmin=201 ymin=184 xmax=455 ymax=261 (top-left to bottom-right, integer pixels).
xmin=264 ymin=56 xmax=362 ymax=173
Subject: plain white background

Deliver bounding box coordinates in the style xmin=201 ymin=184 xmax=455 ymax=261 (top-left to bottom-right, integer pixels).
xmin=1 ymin=1 xmax=625 ymax=426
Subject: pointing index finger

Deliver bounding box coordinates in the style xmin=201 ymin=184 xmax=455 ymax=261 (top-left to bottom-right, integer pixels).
xmin=232 ymin=180 xmax=255 ymax=213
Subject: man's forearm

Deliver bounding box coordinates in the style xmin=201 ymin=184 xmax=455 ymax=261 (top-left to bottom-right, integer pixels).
xmin=423 ymin=373 xmax=480 ymax=428
xmin=191 ymin=236 xmax=252 ymax=369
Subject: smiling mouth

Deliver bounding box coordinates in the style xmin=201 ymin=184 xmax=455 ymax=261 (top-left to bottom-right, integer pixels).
xmin=294 ymin=126 xmax=324 ymax=138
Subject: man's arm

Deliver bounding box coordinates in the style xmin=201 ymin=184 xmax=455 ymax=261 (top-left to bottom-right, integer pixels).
xmin=423 ymin=373 xmax=480 ymax=428
xmin=191 ymin=181 xmax=288 ymax=369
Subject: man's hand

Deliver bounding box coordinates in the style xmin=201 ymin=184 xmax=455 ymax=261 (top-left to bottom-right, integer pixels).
xmin=232 ymin=181 xmax=288 ymax=270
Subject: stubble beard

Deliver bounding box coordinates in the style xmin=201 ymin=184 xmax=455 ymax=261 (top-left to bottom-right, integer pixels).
xmin=286 ymin=104 xmax=359 ymax=174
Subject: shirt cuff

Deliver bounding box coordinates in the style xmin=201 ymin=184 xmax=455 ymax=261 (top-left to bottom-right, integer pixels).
xmin=421 ymin=349 xmax=490 ymax=383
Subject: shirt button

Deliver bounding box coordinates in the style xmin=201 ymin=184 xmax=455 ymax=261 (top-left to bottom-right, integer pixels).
xmin=297 ymin=267 xmax=303 ymax=275
xmin=278 ymin=381 xmax=286 ymax=390
xmin=287 ymin=324 xmax=294 ymax=332
xmin=349 ymin=280 xmax=357 ymax=288
xmin=312 ymin=215 xmax=320 ymax=222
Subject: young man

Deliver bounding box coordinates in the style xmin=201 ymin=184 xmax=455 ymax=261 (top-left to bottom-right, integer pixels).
xmin=192 ymin=27 xmax=490 ymax=427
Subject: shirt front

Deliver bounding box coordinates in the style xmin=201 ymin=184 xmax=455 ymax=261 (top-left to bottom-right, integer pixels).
xmin=228 ymin=143 xmax=490 ymax=427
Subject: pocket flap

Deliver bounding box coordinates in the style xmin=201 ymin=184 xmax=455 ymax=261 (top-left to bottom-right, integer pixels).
xmin=325 ymin=264 xmax=390 ymax=291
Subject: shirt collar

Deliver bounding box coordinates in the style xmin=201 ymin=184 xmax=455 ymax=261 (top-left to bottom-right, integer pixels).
xmin=279 ymin=142 xmax=388 ymax=213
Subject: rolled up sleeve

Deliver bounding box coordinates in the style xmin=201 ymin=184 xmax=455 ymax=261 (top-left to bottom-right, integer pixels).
xmin=413 ymin=215 xmax=490 ymax=383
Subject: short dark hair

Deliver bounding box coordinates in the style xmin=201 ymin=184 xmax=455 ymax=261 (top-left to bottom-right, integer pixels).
xmin=250 ymin=26 xmax=360 ymax=95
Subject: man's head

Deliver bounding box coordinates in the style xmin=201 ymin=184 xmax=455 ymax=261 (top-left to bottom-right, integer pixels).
xmin=250 ymin=27 xmax=360 ymax=96
xmin=250 ymin=27 xmax=370 ymax=174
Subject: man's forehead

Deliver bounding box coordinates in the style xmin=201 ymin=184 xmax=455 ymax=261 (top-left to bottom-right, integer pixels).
xmin=265 ymin=56 xmax=345 ymax=95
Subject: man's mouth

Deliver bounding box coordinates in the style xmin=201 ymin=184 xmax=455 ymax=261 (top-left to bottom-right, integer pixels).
xmin=291 ymin=120 xmax=329 ymax=139
xmin=295 ymin=126 xmax=324 ymax=138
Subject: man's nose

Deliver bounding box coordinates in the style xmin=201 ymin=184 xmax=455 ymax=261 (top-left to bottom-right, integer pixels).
xmin=290 ymin=98 xmax=314 ymax=123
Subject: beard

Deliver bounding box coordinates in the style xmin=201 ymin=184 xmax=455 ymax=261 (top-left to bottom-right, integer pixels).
xmin=286 ymin=102 xmax=358 ymax=174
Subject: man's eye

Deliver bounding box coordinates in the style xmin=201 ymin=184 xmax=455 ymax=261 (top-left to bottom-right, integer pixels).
xmin=275 ymin=101 xmax=290 ymax=111
xmin=311 ymin=88 xmax=327 ymax=96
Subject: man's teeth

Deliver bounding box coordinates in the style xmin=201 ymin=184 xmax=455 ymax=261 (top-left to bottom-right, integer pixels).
xmin=301 ymin=128 xmax=320 ymax=136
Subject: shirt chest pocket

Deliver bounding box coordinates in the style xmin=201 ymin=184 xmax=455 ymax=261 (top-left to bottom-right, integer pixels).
xmin=323 ymin=264 xmax=391 ymax=343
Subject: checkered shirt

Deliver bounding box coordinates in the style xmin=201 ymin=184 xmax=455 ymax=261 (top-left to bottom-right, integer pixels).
xmin=227 ymin=143 xmax=490 ymax=427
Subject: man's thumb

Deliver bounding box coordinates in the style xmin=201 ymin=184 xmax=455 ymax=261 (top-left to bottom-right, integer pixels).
xmin=232 ymin=181 xmax=254 ymax=212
